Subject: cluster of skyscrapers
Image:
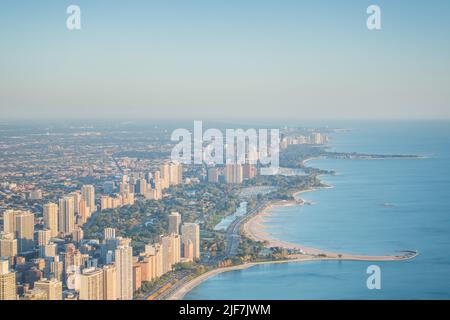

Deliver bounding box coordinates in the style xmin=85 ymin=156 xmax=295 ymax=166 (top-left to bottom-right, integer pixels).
xmin=101 ymin=162 xmax=182 ymax=211
xmin=207 ymin=164 xmax=257 ymax=184
xmin=0 ymin=210 xmax=199 ymax=300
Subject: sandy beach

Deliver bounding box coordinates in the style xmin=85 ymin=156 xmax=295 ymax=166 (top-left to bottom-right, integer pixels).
xmin=242 ymin=196 xmax=418 ymax=260
xmin=166 ymin=193 xmax=418 ymax=300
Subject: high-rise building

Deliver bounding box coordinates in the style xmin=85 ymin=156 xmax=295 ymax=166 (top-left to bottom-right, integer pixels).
xmin=70 ymin=191 xmax=82 ymax=215
xmin=161 ymin=234 xmax=181 ymax=273
xmin=0 ymin=260 xmax=16 ymax=300
xmin=145 ymin=243 xmax=164 ymax=278
xmin=169 ymin=162 xmax=183 ymax=186
xmin=310 ymin=132 xmax=323 ymax=145
xmin=183 ymin=240 xmax=195 ymax=262
xmin=224 ymin=164 xmax=243 ymax=184
xmin=160 ymin=163 xmax=170 ymax=189
xmin=79 ymin=268 xmax=103 ymax=300
xmin=101 ymin=195 xmax=112 ymax=211
xmin=59 ymin=196 xmax=75 ymax=234
xmin=181 ymin=223 xmax=200 ymax=260
xmin=47 ymin=256 xmax=63 ymax=281
xmin=168 ymin=212 xmax=181 ymax=235
xmin=38 ymin=229 xmax=52 ymax=247
xmin=115 ymin=240 xmax=133 ymax=300
xmin=78 ymin=199 xmax=91 ymax=225
xmin=135 ymin=179 xmax=147 ymax=195
xmin=3 ymin=210 xmax=17 ymax=234
xmin=43 ymin=203 xmax=59 ymax=237
xmin=104 ymin=228 xmax=116 ymax=240
xmin=132 ymin=265 xmax=142 ymax=292
xmin=207 ymin=167 xmax=219 ymax=183
xmin=0 ymin=232 xmax=17 ymax=258
xmin=102 ymin=264 xmax=117 ymax=300
xmin=243 ymin=164 xmax=257 ymax=180
xmin=3 ymin=210 xmax=35 ymax=253
xmin=38 ymin=229 xmax=52 ymax=257
xmin=44 ymin=243 xmax=58 ymax=258
xmin=14 ymin=211 xmax=35 ymax=253
xmin=119 ymin=182 xmax=129 ymax=194
xmin=72 ymin=227 xmax=84 ymax=243
xmin=81 ymin=185 xmax=96 ymax=213
xmin=34 ymin=278 xmax=62 ymax=300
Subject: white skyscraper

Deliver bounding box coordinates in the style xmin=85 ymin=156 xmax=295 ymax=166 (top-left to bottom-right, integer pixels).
xmin=14 ymin=211 xmax=35 ymax=253
xmin=168 ymin=212 xmax=181 ymax=235
xmin=43 ymin=203 xmax=58 ymax=237
xmin=181 ymin=223 xmax=200 ymax=260
xmin=104 ymin=228 xmax=116 ymax=240
xmin=81 ymin=185 xmax=96 ymax=213
xmin=115 ymin=241 xmax=133 ymax=300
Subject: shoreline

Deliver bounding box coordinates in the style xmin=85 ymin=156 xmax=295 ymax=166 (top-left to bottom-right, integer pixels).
xmin=166 ymin=158 xmax=419 ymax=300
xmin=167 ymin=192 xmax=418 ymax=300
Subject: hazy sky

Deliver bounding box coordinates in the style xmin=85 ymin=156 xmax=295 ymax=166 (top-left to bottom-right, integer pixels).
xmin=1 ymin=0 xmax=449 ymax=120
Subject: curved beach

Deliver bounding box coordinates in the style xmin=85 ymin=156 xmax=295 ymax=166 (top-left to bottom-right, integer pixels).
xmin=242 ymin=200 xmax=418 ymax=260
xmin=166 ymin=195 xmax=418 ymax=300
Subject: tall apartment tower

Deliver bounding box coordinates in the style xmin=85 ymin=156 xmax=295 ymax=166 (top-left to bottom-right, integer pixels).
xmin=104 ymin=228 xmax=116 ymax=240
xmin=70 ymin=191 xmax=82 ymax=215
xmin=3 ymin=210 xmax=17 ymax=234
xmin=80 ymin=268 xmax=104 ymax=300
xmin=43 ymin=203 xmax=59 ymax=237
xmin=34 ymin=278 xmax=62 ymax=300
xmin=3 ymin=210 xmax=35 ymax=253
xmin=207 ymin=167 xmax=219 ymax=183
xmin=14 ymin=211 xmax=35 ymax=253
xmin=58 ymin=196 xmax=75 ymax=234
xmin=102 ymin=264 xmax=117 ymax=300
xmin=115 ymin=241 xmax=133 ymax=300
xmin=168 ymin=212 xmax=181 ymax=235
xmin=181 ymin=223 xmax=200 ymax=260
xmin=224 ymin=164 xmax=243 ymax=184
xmin=81 ymin=185 xmax=96 ymax=213
xmin=169 ymin=162 xmax=183 ymax=186
xmin=0 ymin=260 xmax=16 ymax=300
xmin=78 ymin=199 xmax=91 ymax=225
xmin=161 ymin=234 xmax=181 ymax=273
xmin=0 ymin=232 xmax=17 ymax=259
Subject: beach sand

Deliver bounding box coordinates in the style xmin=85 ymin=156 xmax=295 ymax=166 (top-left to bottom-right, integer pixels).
xmin=166 ymin=190 xmax=418 ymax=300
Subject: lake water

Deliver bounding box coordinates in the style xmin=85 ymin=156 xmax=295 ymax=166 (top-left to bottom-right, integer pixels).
xmin=185 ymin=121 xmax=450 ymax=299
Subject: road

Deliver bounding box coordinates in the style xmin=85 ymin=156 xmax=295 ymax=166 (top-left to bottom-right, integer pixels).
xmin=221 ymin=201 xmax=269 ymax=260
xmin=143 ymin=200 xmax=268 ymax=300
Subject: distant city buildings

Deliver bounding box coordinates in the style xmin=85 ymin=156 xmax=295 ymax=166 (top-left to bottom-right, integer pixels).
xmin=207 ymin=167 xmax=219 ymax=183
xmin=181 ymin=223 xmax=200 ymax=261
xmin=43 ymin=203 xmax=58 ymax=237
xmin=224 ymin=164 xmax=243 ymax=184
xmin=4 ymin=210 xmax=35 ymax=253
xmin=80 ymin=268 xmax=103 ymax=300
xmin=0 ymin=259 xmax=16 ymax=300
xmin=115 ymin=238 xmax=133 ymax=300
xmin=58 ymin=197 xmax=75 ymax=234
xmin=168 ymin=212 xmax=181 ymax=235
xmin=281 ymin=132 xmax=329 ymax=149
xmin=33 ymin=278 xmax=62 ymax=300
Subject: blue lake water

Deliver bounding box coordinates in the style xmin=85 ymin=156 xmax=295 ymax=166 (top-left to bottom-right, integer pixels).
xmin=185 ymin=121 xmax=450 ymax=299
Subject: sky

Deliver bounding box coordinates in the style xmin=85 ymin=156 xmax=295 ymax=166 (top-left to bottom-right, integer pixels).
xmin=0 ymin=0 xmax=449 ymax=121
